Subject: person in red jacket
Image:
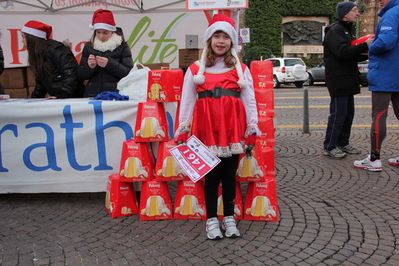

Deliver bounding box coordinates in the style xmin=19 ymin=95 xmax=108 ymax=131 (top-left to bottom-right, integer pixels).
xmin=175 ymin=14 xmax=260 ymax=240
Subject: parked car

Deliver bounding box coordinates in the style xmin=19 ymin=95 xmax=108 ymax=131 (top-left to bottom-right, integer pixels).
xmin=265 ymin=57 xmax=308 ymax=88
xmin=307 ymin=61 xmax=369 ymax=87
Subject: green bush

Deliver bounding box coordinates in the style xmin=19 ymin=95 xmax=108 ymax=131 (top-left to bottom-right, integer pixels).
xmin=242 ymin=0 xmax=343 ymax=63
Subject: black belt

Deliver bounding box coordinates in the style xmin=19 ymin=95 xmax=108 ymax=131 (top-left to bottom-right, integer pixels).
xmin=197 ymin=87 xmax=240 ymax=99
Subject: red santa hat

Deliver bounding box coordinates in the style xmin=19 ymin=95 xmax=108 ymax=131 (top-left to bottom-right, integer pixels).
xmin=89 ymin=9 xmax=117 ymax=31
xmin=193 ymin=14 xmax=246 ymax=88
xmin=21 ymin=20 xmax=52 ymax=40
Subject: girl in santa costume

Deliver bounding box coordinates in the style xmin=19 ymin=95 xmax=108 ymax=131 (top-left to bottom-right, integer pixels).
xmin=175 ymin=14 xmax=260 ymax=240
xmin=21 ymin=20 xmax=83 ymax=98
xmin=78 ymin=9 xmax=133 ymax=98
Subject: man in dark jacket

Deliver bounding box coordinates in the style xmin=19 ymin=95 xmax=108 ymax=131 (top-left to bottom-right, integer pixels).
xmin=323 ymin=1 xmax=374 ymax=158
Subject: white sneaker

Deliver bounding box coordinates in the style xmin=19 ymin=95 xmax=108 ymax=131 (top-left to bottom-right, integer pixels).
xmin=206 ymin=218 xmax=223 ymax=240
xmin=388 ymin=156 xmax=399 ymax=166
xmin=354 ymin=156 xmax=382 ymax=172
xmin=221 ymin=216 xmax=240 ymax=238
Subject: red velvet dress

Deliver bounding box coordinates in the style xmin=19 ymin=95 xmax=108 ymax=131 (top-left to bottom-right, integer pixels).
xmin=189 ymin=63 xmax=247 ymax=157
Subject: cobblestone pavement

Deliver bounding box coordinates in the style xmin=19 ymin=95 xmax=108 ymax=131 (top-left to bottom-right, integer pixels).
xmin=1 ymin=85 xmax=399 ymax=266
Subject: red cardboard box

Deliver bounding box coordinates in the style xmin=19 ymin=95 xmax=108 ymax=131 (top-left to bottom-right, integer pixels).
xmin=258 ymin=117 xmax=275 ymax=147
xmin=250 ymin=61 xmax=274 ymax=89
xmin=260 ymin=145 xmax=275 ymax=178
xmin=119 ymin=139 xmax=155 ymax=182
xmin=105 ymin=174 xmax=139 ymax=218
xmin=217 ymin=182 xmax=243 ymax=220
xmin=140 ymin=180 xmax=173 ymax=221
xmin=236 ymin=141 xmax=266 ymax=182
xmin=255 ymin=88 xmax=275 ymax=117
xmin=147 ymin=69 xmax=183 ymax=102
xmin=135 ymin=102 xmax=169 ymax=142
xmin=174 ymin=180 xmax=206 ymax=220
xmin=244 ymin=180 xmax=278 ymax=221
xmin=155 ymin=140 xmax=189 ymax=181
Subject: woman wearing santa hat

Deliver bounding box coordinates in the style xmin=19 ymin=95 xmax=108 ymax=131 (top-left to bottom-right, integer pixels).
xmin=175 ymin=14 xmax=261 ymax=240
xmin=78 ymin=9 xmax=133 ymax=98
xmin=21 ymin=20 xmax=84 ymax=98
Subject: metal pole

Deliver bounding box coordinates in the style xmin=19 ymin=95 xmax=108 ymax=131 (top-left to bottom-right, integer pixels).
xmin=303 ymin=82 xmax=310 ymax=133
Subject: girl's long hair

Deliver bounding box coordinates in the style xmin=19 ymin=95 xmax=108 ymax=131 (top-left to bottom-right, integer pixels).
xmin=24 ymin=33 xmax=51 ymax=76
xmin=204 ymin=32 xmax=240 ymax=68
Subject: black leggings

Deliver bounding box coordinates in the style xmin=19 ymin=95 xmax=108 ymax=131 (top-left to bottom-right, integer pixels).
xmin=205 ymin=155 xmax=239 ymax=219
xmin=370 ymin=91 xmax=399 ymax=154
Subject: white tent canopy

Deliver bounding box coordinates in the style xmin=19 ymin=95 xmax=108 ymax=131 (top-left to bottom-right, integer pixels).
xmin=1 ymin=0 xmax=186 ymax=13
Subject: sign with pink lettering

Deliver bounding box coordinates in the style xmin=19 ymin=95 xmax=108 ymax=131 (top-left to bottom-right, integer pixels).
xmin=170 ymin=135 xmax=220 ymax=182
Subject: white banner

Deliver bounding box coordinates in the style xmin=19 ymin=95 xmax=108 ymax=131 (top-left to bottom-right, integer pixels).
xmin=0 ymin=10 xmax=209 ymax=69
xmin=0 ymin=99 xmax=177 ymax=193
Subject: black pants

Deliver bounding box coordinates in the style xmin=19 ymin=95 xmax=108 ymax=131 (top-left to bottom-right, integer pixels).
xmin=324 ymin=95 xmax=355 ymax=151
xmin=370 ymin=91 xmax=399 ymax=154
xmin=205 ymin=155 xmax=239 ymax=219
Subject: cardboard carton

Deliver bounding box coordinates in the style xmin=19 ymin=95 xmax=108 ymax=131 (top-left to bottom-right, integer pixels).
xmin=174 ymin=180 xmax=206 ymax=220
xmin=0 ymin=68 xmax=27 ymax=89
xmin=244 ymin=179 xmax=278 ymax=221
xmin=147 ymin=69 xmax=183 ymax=102
xmin=134 ymin=102 xmax=169 ymax=142
xmin=119 ymin=139 xmax=155 ymax=182
xmin=250 ymin=61 xmax=274 ymax=89
xmin=178 ymin=49 xmax=203 ymax=68
xmin=155 ymin=140 xmax=189 ymax=181
xmin=255 ymin=88 xmax=275 ymax=117
xmin=141 ymin=63 xmax=170 ymax=70
xmin=236 ymin=140 xmax=266 ymax=182
xmin=26 ymin=66 xmax=36 ymax=86
xmin=140 ymin=180 xmax=173 ymax=221
xmin=4 ymin=88 xmax=28 ymax=98
xmin=217 ymin=182 xmax=243 ymax=220
xmin=258 ymin=117 xmax=276 ymax=147
xmin=105 ymin=174 xmax=139 ymax=218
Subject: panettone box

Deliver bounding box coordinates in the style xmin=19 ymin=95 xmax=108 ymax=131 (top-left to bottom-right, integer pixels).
xmin=236 ymin=139 xmax=266 ymax=182
xmin=250 ymin=60 xmax=274 ymax=89
xmin=255 ymin=88 xmax=275 ymax=117
xmin=244 ymin=179 xmax=278 ymax=221
xmin=119 ymin=139 xmax=155 ymax=182
xmin=258 ymin=117 xmax=276 ymax=147
xmin=174 ymin=180 xmax=206 ymax=220
xmin=155 ymin=140 xmax=189 ymax=181
xmin=140 ymin=180 xmax=173 ymax=221
xmin=217 ymin=182 xmax=243 ymax=220
xmin=105 ymin=174 xmax=139 ymax=218
xmin=147 ymin=69 xmax=183 ymax=102
xmin=135 ymin=102 xmax=169 ymax=142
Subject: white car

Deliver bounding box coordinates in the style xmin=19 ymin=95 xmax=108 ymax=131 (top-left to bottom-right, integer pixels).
xmin=265 ymin=57 xmax=308 ymax=88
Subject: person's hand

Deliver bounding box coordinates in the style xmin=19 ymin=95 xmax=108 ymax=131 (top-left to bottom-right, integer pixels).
xmin=176 ymin=132 xmax=188 ymax=145
xmin=95 ymin=56 xmax=109 ymax=68
xmin=88 ymin=54 xmax=97 ymax=69
xmin=245 ymin=133 xmax=257 ymax=156
xmin=366 ymin=34 xmax=375 ymax=46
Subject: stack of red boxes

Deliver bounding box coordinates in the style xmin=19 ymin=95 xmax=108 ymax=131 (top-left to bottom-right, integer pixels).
xmin=240 ymin=61 xmax=278 ymax=222
xmin=105 ymin=63 xmax=278 ymax=222
xmin=105 ymin=68 xmax=207 ymax=221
